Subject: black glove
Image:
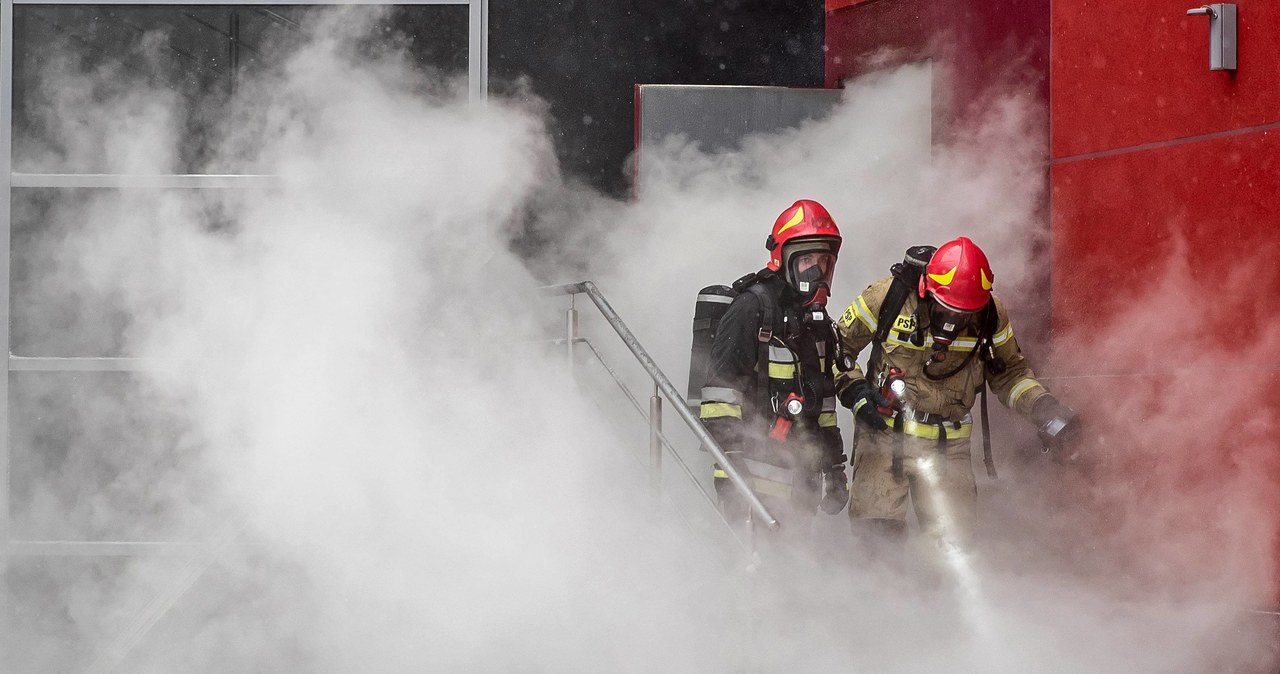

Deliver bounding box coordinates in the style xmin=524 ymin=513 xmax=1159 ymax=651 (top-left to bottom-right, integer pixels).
xmin=838 ymin=379 xmax=889 ymax=430
xmin=820 ymin=465 xmax=850 ymax=515
xmin=1031 ymin=395 xmax=1082 ymax=451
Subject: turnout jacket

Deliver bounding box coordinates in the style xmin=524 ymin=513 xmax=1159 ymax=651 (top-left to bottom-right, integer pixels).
xmin=699 ymin=273 xmax=844 ymax=476
xmin=834 ymin=276 xmax=1049 ymax=422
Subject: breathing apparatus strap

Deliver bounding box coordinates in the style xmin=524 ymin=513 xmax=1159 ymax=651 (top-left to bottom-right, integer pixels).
xmin=744 ymin=281 xmax=779 ymax=421
xmin=868 ymin=262 xmax=914 ymax=375
xmin=976 ymin=302 xmax=1002 ymax=479
xmin=980 ymin=385 xmax=997 ymax=479
xmin=891 ymin=413 xmax=905 ymax=480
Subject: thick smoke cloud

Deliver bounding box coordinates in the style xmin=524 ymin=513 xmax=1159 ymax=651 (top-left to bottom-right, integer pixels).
xmin=4 ymin=8 xmax=1275 ymax=672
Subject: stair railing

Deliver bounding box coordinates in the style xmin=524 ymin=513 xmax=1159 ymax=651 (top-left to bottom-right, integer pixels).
xmin=541 ymin=281 xmax=779 ymax=532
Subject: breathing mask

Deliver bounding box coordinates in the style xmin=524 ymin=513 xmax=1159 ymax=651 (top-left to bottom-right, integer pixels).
xmin=925 ymin=296 xmax=978 ymax=363
xmin=783 ymin=241 xmax=837 ymax=310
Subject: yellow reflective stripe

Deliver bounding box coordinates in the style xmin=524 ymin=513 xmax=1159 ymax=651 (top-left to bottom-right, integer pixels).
xmin=855 ymin=295 xmax=878 ymax=330
xmin=1008 ymin=378 xmax=1042 ymax=406
xmin=818 ymin=412 xmax=838 ymax=427
xmin=992 ymin=323 xmax=1014 ymax=347
xmin=700 ymin=402 xmax=742 ymax=419
xmin=884 ymin=333 xmax=977 ymax=352
xmin=768 ymin=362 xmax=797 ymax=379
xmin=712 ymin=468 xmax=728 ymax=479
xmin=885 ymin=334 xmax=926 ymax=350
xmin=883 ymin=415 xmax=972 ymax=440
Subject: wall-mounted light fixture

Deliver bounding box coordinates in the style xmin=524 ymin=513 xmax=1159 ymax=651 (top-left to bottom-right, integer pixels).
xmin=1186 ymin=4 xmax=1238 ymax=71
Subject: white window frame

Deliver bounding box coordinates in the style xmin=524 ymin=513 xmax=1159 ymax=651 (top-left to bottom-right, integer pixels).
xmin=0 ymin=0 xmax=487 ymax=556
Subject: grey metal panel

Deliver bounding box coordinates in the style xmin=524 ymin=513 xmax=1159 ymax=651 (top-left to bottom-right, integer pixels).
xmin=12 ymin=173 xmax=281 ymax=189
xmin=1 ymin=0 xmax=12 ymax=568
xmin=468 ymin=0 xmax=488 ymax=103
xmin=8 ymin=540 xmax=208 ymax=556
xmin=16 ymin=0 xmax=468 ymax=3
xmin=637 ymin=84 xmax=842 ymax=154
xmin=10 ymin=357 xmax=155 ymax=371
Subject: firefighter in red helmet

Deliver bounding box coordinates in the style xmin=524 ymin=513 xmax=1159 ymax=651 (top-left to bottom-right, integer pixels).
xmin=833 ymin=237 xmax=1080 ymax=553
xmin=698 ymin=199 xmax=850 ymax=541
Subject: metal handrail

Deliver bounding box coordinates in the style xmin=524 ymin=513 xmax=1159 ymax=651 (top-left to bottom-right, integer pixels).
xmin=541 ymin=281 xmax=779 ymax=530
xmin=573 ymin=337 xmax=747 ymax=549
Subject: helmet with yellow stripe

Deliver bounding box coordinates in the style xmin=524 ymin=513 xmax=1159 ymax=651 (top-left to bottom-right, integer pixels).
xmin=920 ymin=236 xmax=993 ymax=312
xmin=765 ymin=199 xmax=841 ymax=307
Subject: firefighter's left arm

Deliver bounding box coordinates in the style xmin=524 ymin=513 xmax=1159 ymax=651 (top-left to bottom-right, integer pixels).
xmin=984 ymin=295 xmax=1051 ymax=419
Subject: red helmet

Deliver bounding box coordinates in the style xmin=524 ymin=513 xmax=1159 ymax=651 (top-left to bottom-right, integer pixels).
xmin=920 ymin=237 xmax=993 ymax=311
xmin=766 ymin=199 xmax=841 ymax=270
xmin=765 ymin=200 xmax=842 ymax=306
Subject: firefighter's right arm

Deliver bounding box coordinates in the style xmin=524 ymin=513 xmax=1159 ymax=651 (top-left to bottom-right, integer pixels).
xmin=698 ymin=293 xmax=764 ymax=455
xmin=832 ymin=279 xmax=891 ymax=429
xmin=832 ymin=281 xmax=879 ymax=393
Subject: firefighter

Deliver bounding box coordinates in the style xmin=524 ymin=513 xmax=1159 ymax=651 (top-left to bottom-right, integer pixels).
xmin=834 ymin=237 xmax=1080 ymax=552
xmin=699 ymin=199 xmax=850 ymax=541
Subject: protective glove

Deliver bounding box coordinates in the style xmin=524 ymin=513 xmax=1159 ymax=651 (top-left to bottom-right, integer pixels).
xmin=838 ymin=379 xmax=890 ymax=430
xmin=1031 ymin=394 xmax=1082 ymax=461
xmin=820 ymin=462 xmax=850 ymax=515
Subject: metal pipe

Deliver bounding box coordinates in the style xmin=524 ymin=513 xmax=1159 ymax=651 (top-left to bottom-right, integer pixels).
xmin=1 ymin=0 xmax=13 ymax=576
xmin=649 ymin=383 xmax=662 ymax=492
xmin=566 ymin=301 xmax=578 ymax=375
xmin=468 ymin=0 xmax=488 ymax=104
xmin=543 ymin=281 xmax=779 ymax=530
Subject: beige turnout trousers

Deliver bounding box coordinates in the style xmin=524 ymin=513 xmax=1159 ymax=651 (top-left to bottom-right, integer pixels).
xmin=849 ymin=422 xmax=978 ymax=548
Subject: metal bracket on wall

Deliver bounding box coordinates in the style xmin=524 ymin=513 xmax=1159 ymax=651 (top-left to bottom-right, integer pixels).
xmin=1186 ymin=4 xmax=1237 ymax=71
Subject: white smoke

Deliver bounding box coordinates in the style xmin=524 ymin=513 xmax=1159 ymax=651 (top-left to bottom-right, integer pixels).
xmin=4 ymin=8 xmax=1274 ymax=672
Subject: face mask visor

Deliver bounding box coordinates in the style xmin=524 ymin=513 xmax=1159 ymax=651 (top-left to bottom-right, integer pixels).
xmin=784 ymin=243 xmax=838 ymax=307
xmin=927 ymin=296 xmax=978 ymax=346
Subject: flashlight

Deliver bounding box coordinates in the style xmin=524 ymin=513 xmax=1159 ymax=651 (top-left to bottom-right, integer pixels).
xmin=876 ymin=368 xmax=906 ymax=416
xmin=769 ymin=393 xmax=805 ymax=442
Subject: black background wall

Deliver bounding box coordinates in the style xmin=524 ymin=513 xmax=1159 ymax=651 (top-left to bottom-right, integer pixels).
xmin=490 ymin=0 xmax=825 ymax=196
xmin=11 ymin=1 xmax=824 ymax=195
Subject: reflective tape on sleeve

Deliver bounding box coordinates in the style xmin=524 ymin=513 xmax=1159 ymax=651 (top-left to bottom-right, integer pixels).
xmin=700 ymin=402 xmax=742 ymax=420
xmin=697 ymin=293 xmax=734 ymax=304
xmin=1008 ymin=378 xmax=1042 ymax=406
xmin=700 ymin=386 xmax=743 ymax=405
xmin=992 ymin=323 xmax=1015 ymax=347
xmin=821 ymin=396 xmax=837 ymax=412
xmin=855 ymin=295 xmax=878 ymax=331
xmin=818 ymin=412 xmax=838 ymax=427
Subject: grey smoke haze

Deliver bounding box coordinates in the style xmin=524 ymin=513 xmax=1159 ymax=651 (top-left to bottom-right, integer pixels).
xmin=4 ymin=8 xmax=1275 ymax=672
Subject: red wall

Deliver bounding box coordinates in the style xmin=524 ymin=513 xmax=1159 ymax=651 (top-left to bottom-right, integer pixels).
xmin=824 ymin=0 xmax=1050 ymax=140
xmin=1050 ymin=0 xmax=1280 ymax=607
xmin=827 ymin=0 xmax=1280 ymax=607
